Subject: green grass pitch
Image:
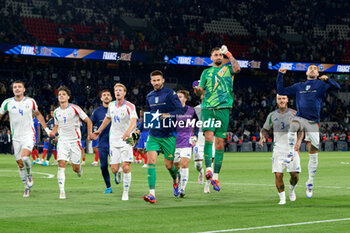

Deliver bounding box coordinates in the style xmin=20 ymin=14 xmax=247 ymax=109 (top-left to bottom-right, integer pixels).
xmin=0 ymin=152 xmax=349 ymax=233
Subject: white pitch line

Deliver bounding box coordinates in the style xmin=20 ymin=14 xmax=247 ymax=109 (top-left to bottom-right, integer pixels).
xmin=0 ymin=169 xmax=54 ymax=178
xmin=198 ymin=218 xmax=350 ymax=233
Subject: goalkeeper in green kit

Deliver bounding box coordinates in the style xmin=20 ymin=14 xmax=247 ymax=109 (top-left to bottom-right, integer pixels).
xmin=193 ymin=45 xmax=240 ymax=192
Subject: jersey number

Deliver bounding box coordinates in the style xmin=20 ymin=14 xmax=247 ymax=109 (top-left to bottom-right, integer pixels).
xmin=19 ymin=109 xmax=23 ymax=116
xmin=281 ymin=122 xmax=285 ymax=130
xmin=63 ymin=116 xmax=66 ymax=124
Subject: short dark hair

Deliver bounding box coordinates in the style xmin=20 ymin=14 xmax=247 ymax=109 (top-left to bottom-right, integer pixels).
xmin=12 ymin=80 xmax=25 ymax=88
xmin=308 ymin=64 xmax=318 ymax=69
xmin=101 ymin=89 xmax=111 ymax=95
xmin=210 ymin=47 xmax=221 ymax=55
xmin=58 ymin=85 xmax=71 ymax=97
xmin=150 ymin=70 xmax=163 ymax=78
xmin=177 ymin=90 xmax=189 ymax=100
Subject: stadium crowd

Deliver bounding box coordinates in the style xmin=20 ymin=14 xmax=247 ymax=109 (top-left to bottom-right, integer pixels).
xmin=0 ymin=0 xmax=350 ymax=63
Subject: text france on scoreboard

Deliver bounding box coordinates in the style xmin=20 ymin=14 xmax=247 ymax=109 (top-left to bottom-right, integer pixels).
xmin=168 ymin=56 xmax=350 ymax=73
xmin=0 ymin=44 xmax=146 ymax=62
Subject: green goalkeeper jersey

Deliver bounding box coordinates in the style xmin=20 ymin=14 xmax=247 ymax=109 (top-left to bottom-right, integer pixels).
xmin=199 ymin=65 xmax=235 ymax=109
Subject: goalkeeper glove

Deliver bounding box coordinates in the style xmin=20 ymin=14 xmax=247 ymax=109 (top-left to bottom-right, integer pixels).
xmin=220 ymin=45 xmax=232 ymax=58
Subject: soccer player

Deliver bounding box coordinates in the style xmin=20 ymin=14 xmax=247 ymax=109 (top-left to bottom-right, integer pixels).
xmin=0 ymin=80 xmax=50 ymax=197
xmin=277 ymin=65 xmax=340 ymax=198
xmin=193 ymin=45 xmax=240 ymax=192
xmin=174 ymin=90 xmax=199 ymax=198
xmin=31 ymin=117 xmax=41 ymax=164
xmin=135 ymin=110 xmax=149 ymax=168
xmin=49 ymin=86 xmax=93 ymax=199
xmin=92 ymin=84 xmax=138 ymax=201
xmin=143 ymin=70 xmax=187 ymax=204
xmin=41 ymin=110 xmax=58 ymax=166
xmin=259 ymin=94 xmax=303 ymax=205
xmin=90 ymin=89 xmax=113 ymax=193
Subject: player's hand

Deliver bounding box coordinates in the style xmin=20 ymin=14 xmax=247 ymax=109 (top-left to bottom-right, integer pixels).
xmin=258 ymin=137 xmax=266 ymax=147
xmin=48 ymin=132 xmax=55 ymax=137
xmin=161 ymin=113 xmax=171 ymax=120
xmin=122 ymin=132 xmax=131 ymax=141
xmin=319 ymin=75 xmax=328 ymax=81
xmin=91 ymin=131 xmax=100 ymax=140
xmin=279 ymin=68 xmax=287 ymax=74
xmin=220 ymin=45 xmax=232 ymax=58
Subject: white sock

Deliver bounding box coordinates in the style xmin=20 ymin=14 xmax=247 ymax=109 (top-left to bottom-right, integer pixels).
xmin=287 ymin=122 xmax=299 ymax=153
xmin=57 ymin=167 xmax=65 ymax=193
xmin=194 ymin=161 xmax=203 ymax=172
xmin=180 ymin=168 xmax=189 ymax=191
xmin=22 ymin=157 xmax=32 ymax=175
xmin=278 ymin=191 xmax=286 ymax=201
xmin=289 ymin=184 xmax=296 ymax=191
xmin=118 ymin=166 xmax=123 ymax=173
xmin=18 ymin=167 xmax=27 ymax=187
xmin=123 ymin=172 xmax=131 ymax=192
xmin=213 ymin=173 xmax=219 ymax=180
xmin=206 ymin=167 xmax=212 ymax=172
xmin=150 ymin=189 xmax=155 ymax=196
xmin=308 ymin=153 xmax=318 ymax=184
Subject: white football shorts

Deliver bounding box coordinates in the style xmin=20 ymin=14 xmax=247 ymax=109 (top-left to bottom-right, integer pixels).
xmin=57 ymin=140 xmax=83 ymax=164
xmin=109 ymin=144 xmax=133 ymax=164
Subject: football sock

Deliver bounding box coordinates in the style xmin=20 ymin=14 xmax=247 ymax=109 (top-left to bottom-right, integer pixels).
xmin=278 ymin=191 xmax=286 ymax=200
xmin=150 ymin=189 xmax=155 ymax=196
xmin=31 ymin=152 xmax=36 ymax=161
xmin=180 ymin=168 xmax=189 ymax=191
xmin=22 ymin=157 xmax=32 ymax=175
xmin=287 ymin=122 xmax=299 ymax=153
xmin=53 ymin=150 xmax=57 ymax=160
xmin=307 ymin=153 xmax=318 ymax=184
xmin=94 ymin=150 xmax=99 ymax=162
xmin=147 ymin=164 xmax=156 ymax=190
xmin=123 ymin=172 xmax=131 ymax=192
xmin=194 ymin=161 xmax=203 ymax=172
xmin=42 ymin=149 xmax=47 ymax=160
xmin=57 ymin=167 xmax=65 ymax=192
xmin=213 ymin=149 xmax=224 ymax=174
xmin=135 ymin=151 xmax=140 ymax=161
xmin=18 ymin=167 xmax=27 ymax=187
xmin=204 ymin=141 xmax=213 ymax=168
xmin=168 ymin=165 xmax=178 ymax=183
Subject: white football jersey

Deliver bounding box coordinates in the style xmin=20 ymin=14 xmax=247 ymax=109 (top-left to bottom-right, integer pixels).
xmin=0 ymin=97 xmax=38 ymax=141
xmin=263 ymin=108 xmax=297 ymax=151
xmin=54 ymin=104 xmax=88 ymax=142
xmin=106 ymin=100 xmax=138 ymax=148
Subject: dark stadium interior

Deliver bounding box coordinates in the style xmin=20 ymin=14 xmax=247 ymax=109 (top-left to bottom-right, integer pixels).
xmin=0 ymin=0 xmax=350 ymax=152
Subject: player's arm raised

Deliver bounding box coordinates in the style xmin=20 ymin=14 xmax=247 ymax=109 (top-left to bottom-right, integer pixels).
xmin=319 ymin=75 xmax=341 ymax=90
xmin=220 ymin=45 xmax=240 ymax=74
xmin=276 ymin=68 xmax=298 ymax=96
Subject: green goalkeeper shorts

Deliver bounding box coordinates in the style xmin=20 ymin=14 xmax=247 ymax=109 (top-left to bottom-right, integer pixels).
xmin=201 ymin=108 xmax=230 ymax=139
xmin=145 ymin=135 xmax=176 ymax=160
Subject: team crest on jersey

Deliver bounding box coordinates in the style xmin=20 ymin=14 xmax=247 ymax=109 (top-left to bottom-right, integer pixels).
xmin=305 ymin=85 xmax=311 ymax=91
xmin=155 ymin=97 xmax=159 ymax=103
xmin=25 ymin=105 xmax=29 ymax=109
